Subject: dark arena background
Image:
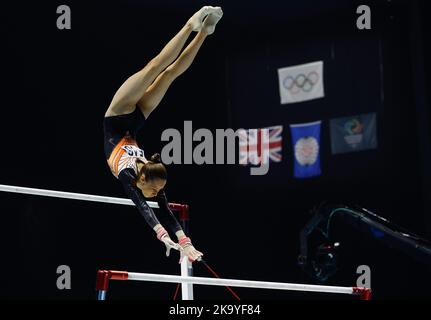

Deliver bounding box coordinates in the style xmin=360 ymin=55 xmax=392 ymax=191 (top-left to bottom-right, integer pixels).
xmin=0 ymin=0 xmax=430 ymax=301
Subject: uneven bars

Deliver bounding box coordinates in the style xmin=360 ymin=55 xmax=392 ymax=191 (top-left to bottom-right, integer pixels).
xmin=96 ymin=270 xmax=372 ymax=300
xmin=0 ymin=184 xmax=188 ymax=213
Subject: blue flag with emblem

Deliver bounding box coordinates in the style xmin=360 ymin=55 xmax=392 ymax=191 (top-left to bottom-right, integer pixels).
xmin=290 ymin=121 xmax=322 ymax=179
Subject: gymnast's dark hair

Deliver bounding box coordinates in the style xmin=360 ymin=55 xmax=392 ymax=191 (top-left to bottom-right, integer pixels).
xmin=135 ymin=153 xmax=167 ymax=185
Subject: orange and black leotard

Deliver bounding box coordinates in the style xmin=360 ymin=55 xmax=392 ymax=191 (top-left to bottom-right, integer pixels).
xmin=103 ymin=108 xmax=182 ymax=233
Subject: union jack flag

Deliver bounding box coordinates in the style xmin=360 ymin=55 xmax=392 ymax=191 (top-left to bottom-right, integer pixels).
xmin=238 ymin=125 xmax=283 ymax=165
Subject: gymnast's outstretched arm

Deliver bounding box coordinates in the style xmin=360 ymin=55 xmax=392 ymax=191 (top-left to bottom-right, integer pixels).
xmin=156 ymin=190 xmax=203 ymax=262
xmin=118 ymin=169 xmax=203 ymax=261
xmin=118 ymin=169 xmax=182 ymax=256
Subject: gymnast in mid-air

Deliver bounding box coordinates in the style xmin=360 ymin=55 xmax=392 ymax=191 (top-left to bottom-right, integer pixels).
xmin=103 ymin=6 xmax=223 ymax=262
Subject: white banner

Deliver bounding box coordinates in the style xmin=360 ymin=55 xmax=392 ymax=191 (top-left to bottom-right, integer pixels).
xmin=277 ymin=61 xmax=324 ymax=104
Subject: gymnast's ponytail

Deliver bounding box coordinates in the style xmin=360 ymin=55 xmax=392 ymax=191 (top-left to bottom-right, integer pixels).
xmin=149 ymin=153 xmax=162 ymax=163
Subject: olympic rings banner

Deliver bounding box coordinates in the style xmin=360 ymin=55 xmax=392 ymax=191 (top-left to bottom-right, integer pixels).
xmin=277 ymin=61 xmax=324 ymax=104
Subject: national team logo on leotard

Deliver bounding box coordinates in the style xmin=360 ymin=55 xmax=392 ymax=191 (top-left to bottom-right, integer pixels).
xmin=117 ymin=145 xmax=147 ymax=175
xmin=122 ymin=145 xmax=145 ymax=158
xmin=107 ymin=135 xmax=147 ymax=178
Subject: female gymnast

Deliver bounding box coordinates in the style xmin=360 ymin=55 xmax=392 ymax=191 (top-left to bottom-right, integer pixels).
xmin=103 ymin=6 xmax=223 ymax=262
